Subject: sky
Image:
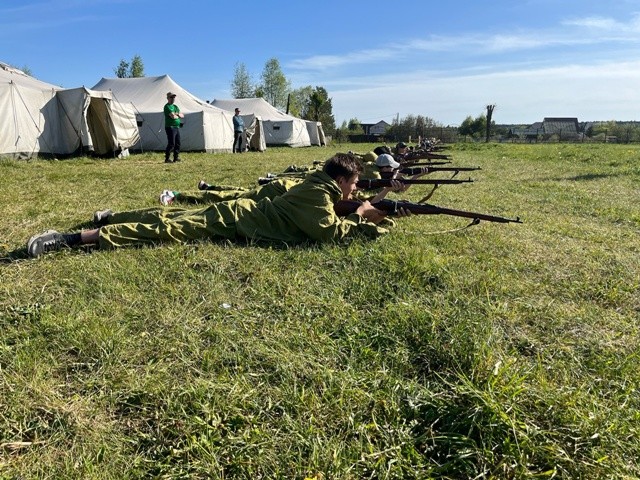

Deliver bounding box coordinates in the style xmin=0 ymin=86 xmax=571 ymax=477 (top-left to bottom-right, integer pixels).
xmin=3 ymin=0 xmax=640 ymax=126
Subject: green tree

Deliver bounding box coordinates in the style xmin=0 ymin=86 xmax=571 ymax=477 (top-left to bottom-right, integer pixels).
xmin=114 ymin=55 xmax=145 ymax=78
xmin=303 ymin=87 xmax=336 ymax=135
xmin=387 ymin=114 xmax=441 ymax=142
xmin=231 ymin=62 xmax=254 ymax=98
xmin=347 ymin=118 xmax=364 ymax=134
xmin=288 ymin=85 xmax=314 ymax=117
xmin=114 ymin=60 xmax=129 ymax=78
xmin=257 ymin=58 xmax=290 ymax=110
xmin=130 ymin=55 xmax=144 ymax=78
xmin=458 ymin=113 xmax=489 ymax=139
xmin=333 ymin=120 xmax=349 ymax=143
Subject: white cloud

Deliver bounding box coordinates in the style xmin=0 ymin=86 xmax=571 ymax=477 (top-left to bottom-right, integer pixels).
xmin=289 ymin=14 xmax=640 ymax=73
xmin=329 ymin=60 xmax=640 ymax=125
xmin=563 ymin=13 xmax=640 ymax=32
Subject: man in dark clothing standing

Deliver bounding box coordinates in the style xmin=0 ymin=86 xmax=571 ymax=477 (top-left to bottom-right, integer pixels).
xmin=232 ymin=107 xmax=245 ymax=153
xmin=164 ymin=92 xmax=184 ymax=163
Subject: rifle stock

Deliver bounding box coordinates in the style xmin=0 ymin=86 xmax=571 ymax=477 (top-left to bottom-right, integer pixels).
xmin=334 ymin=199 xmax=522 ymax=224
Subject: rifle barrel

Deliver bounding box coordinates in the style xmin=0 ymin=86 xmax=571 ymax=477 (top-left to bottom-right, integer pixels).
xmin=333 ymin=199 xmax=522 ymax=224
xmin=356 ymin=178 xmax=473 ymax=189
xmin=395 ymin=166 xmax=481 ymax=176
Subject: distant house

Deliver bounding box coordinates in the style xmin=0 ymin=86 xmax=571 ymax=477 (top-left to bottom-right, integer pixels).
xmin=523 ymin=122 xmax=544 ymax=141
xmin=542 ymin=117 xmax=580 ymax=139
xmin=523 ymin=117 xmax=580 ymax=141
xmin=360 ymin=120 xmax=390 ymax=136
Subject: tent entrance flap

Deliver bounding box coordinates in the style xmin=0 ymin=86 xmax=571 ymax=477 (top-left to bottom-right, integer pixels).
xmin=87 ymin=96 xmax=115 ymax=155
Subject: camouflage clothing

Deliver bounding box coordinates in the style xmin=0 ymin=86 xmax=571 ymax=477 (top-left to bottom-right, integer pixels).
xmin=98 ymin=171 xmax=390 ymax=249
xmin=175 ymin=179 xmax=301 ymax=205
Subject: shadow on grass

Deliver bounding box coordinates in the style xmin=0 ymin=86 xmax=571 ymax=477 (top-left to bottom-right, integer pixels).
xmin=548 ymin=173 xmax=623 ymax=182
xmin=0 ymin=247 xmax=29 ymax=263
xmin=0 ymin=234 xmax=325 ymax=264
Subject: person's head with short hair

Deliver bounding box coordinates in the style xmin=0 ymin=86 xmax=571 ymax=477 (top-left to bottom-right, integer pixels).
xmin=323 ymin=153 xmax=362 ymax=199
xmin=373 ymin=145 xmax=391 ymax=156
xmin=395 ymin=142 xmax=408 ymax=154
xmin=375 ymin=153 xmax=400 ymax=173
xmin=234 ymin=108 xmax=240 ymax=115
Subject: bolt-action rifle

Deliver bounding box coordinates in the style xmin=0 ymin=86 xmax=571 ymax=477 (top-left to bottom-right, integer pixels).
xmin=334 ymin=199 xmax=522 ymax=224
xmin=357 ymin=178 xmax=473 ymax=189
xmin=386 ymin=166 xmax=481 ymax=177
xmin=402 ymin=151 xmax=453 ymax=162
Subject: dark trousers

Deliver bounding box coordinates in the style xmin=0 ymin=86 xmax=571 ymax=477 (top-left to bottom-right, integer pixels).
xmin=233 ymin=131 xmax=243 ymax=153
xmin=165 ymin=127 xmax=181 ymax=161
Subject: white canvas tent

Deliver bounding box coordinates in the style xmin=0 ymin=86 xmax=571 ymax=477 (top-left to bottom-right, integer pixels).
xmin=92 ymin=75 xmax=234 ymax=153
xmin=211 ymin=98 xmax=315 ymax=147
xmin=55 ymin=87 xmax=140 ymax=157
xmin=243 ymin=116 xmax=266 ymax=152
xmin=306 ymin=121 xmax=326 ymax=146
xmin=0 ymin=62 xmax=140 ymax=159
xmin=0 ymin=62 xmax=59 ymax=158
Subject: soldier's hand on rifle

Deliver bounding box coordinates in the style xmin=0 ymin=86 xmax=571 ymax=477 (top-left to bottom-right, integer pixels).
xmin=396 ymin=207 xmax=412 ymax=217
xmin=355 ymin=200 xmax=387 ymax=224
xmin=388 ymin=179 xmax=407 ymax=192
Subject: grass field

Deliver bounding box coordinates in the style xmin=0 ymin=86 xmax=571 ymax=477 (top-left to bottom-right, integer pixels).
xmin=1 ymin=143 xmax=638 ymax=479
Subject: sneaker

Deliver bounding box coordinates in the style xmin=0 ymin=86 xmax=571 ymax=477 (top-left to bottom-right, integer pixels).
xmin=27 ymin=230 xmax=64 ymax=257
xmin=93 ymin=209 xmax=113 ymax=226
xmin=164 ymin=159 xmax=173 ymax=163
xmin=173 ymin=157 xmax=181 ymax=162
xmin=159 ymin=190 xmax=175 ymax=206
xmin=198 ymin=180 xmax=209 ymax=191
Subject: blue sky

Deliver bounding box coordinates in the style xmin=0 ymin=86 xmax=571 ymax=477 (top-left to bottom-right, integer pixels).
xmin=3 ymin=0 xmax=640 ymax=126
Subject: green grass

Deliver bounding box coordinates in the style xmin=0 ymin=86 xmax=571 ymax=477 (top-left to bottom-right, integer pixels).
xmin=1 ymin=143 xmax=639 ymax=478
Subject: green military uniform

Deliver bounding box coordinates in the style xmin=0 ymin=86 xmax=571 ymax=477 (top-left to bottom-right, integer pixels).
xmin=359 ymin=161 xmax=382 ymax=181
xmin=174 ymin=178 xmax=301 ymax=205
xmin=98 ymin=171 xmax=391 ymax=249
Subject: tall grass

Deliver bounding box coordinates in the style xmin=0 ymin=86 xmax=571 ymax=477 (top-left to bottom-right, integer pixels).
xmin=1 ymin=143 xmax=638 ymax=478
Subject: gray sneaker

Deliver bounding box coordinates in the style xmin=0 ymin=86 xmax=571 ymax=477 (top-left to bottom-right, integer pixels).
xmin=27 ymin=230 xmax=64 ymax=257
xmin=93 ymin=209 xmax=113 ymax=226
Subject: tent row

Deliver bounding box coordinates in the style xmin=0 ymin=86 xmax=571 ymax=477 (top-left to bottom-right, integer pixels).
xmin=1 ymin=63 xmax=326 ymax=159
xmin=210 ymin=97 xmax=325 ymax=149
xmin=0 ymin=62 xmax=139 ymax=159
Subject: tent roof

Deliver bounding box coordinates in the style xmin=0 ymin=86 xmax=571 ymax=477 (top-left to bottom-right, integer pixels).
xmin=211 ymin=97 xmax=302 ymax=121
xmin=92 ymin=75 xmax=229 ymax=115
xmin=0 ymin=62 xmax=61 ymax=92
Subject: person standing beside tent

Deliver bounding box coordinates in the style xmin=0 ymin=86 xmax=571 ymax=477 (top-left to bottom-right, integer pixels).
xmin=232 ymin=107 xmax=245 ymax=153
xmin=164 ymin=92 xmax=184 ymax=163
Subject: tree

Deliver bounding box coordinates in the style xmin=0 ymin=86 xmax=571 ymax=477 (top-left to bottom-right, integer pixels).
xmin=257 ymin=58 xmax=290 ymax=110
xmin=230 ymin=62 xmax=254 ymax=98
xmin=114 ymin=60 xmax=129 ymax=78
xmin=288 ymin=85 xmax=314 ymax=117
xmin=114 ymin=55 xmax=145 ymax=78
xmin=347 ymin=118 xmax=364 ymax=134
xmin=387 ymin=114 xmax=441 ymax=142
xmin=130 ymin=55 xmax=144 ymax=78
xmin=485 ymin=104 xmax=495 ymax=142
xmin=303 ymin=86 xmax=336 ymax=135
xmin=458 ymin=113 xmax=489 ymax=139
